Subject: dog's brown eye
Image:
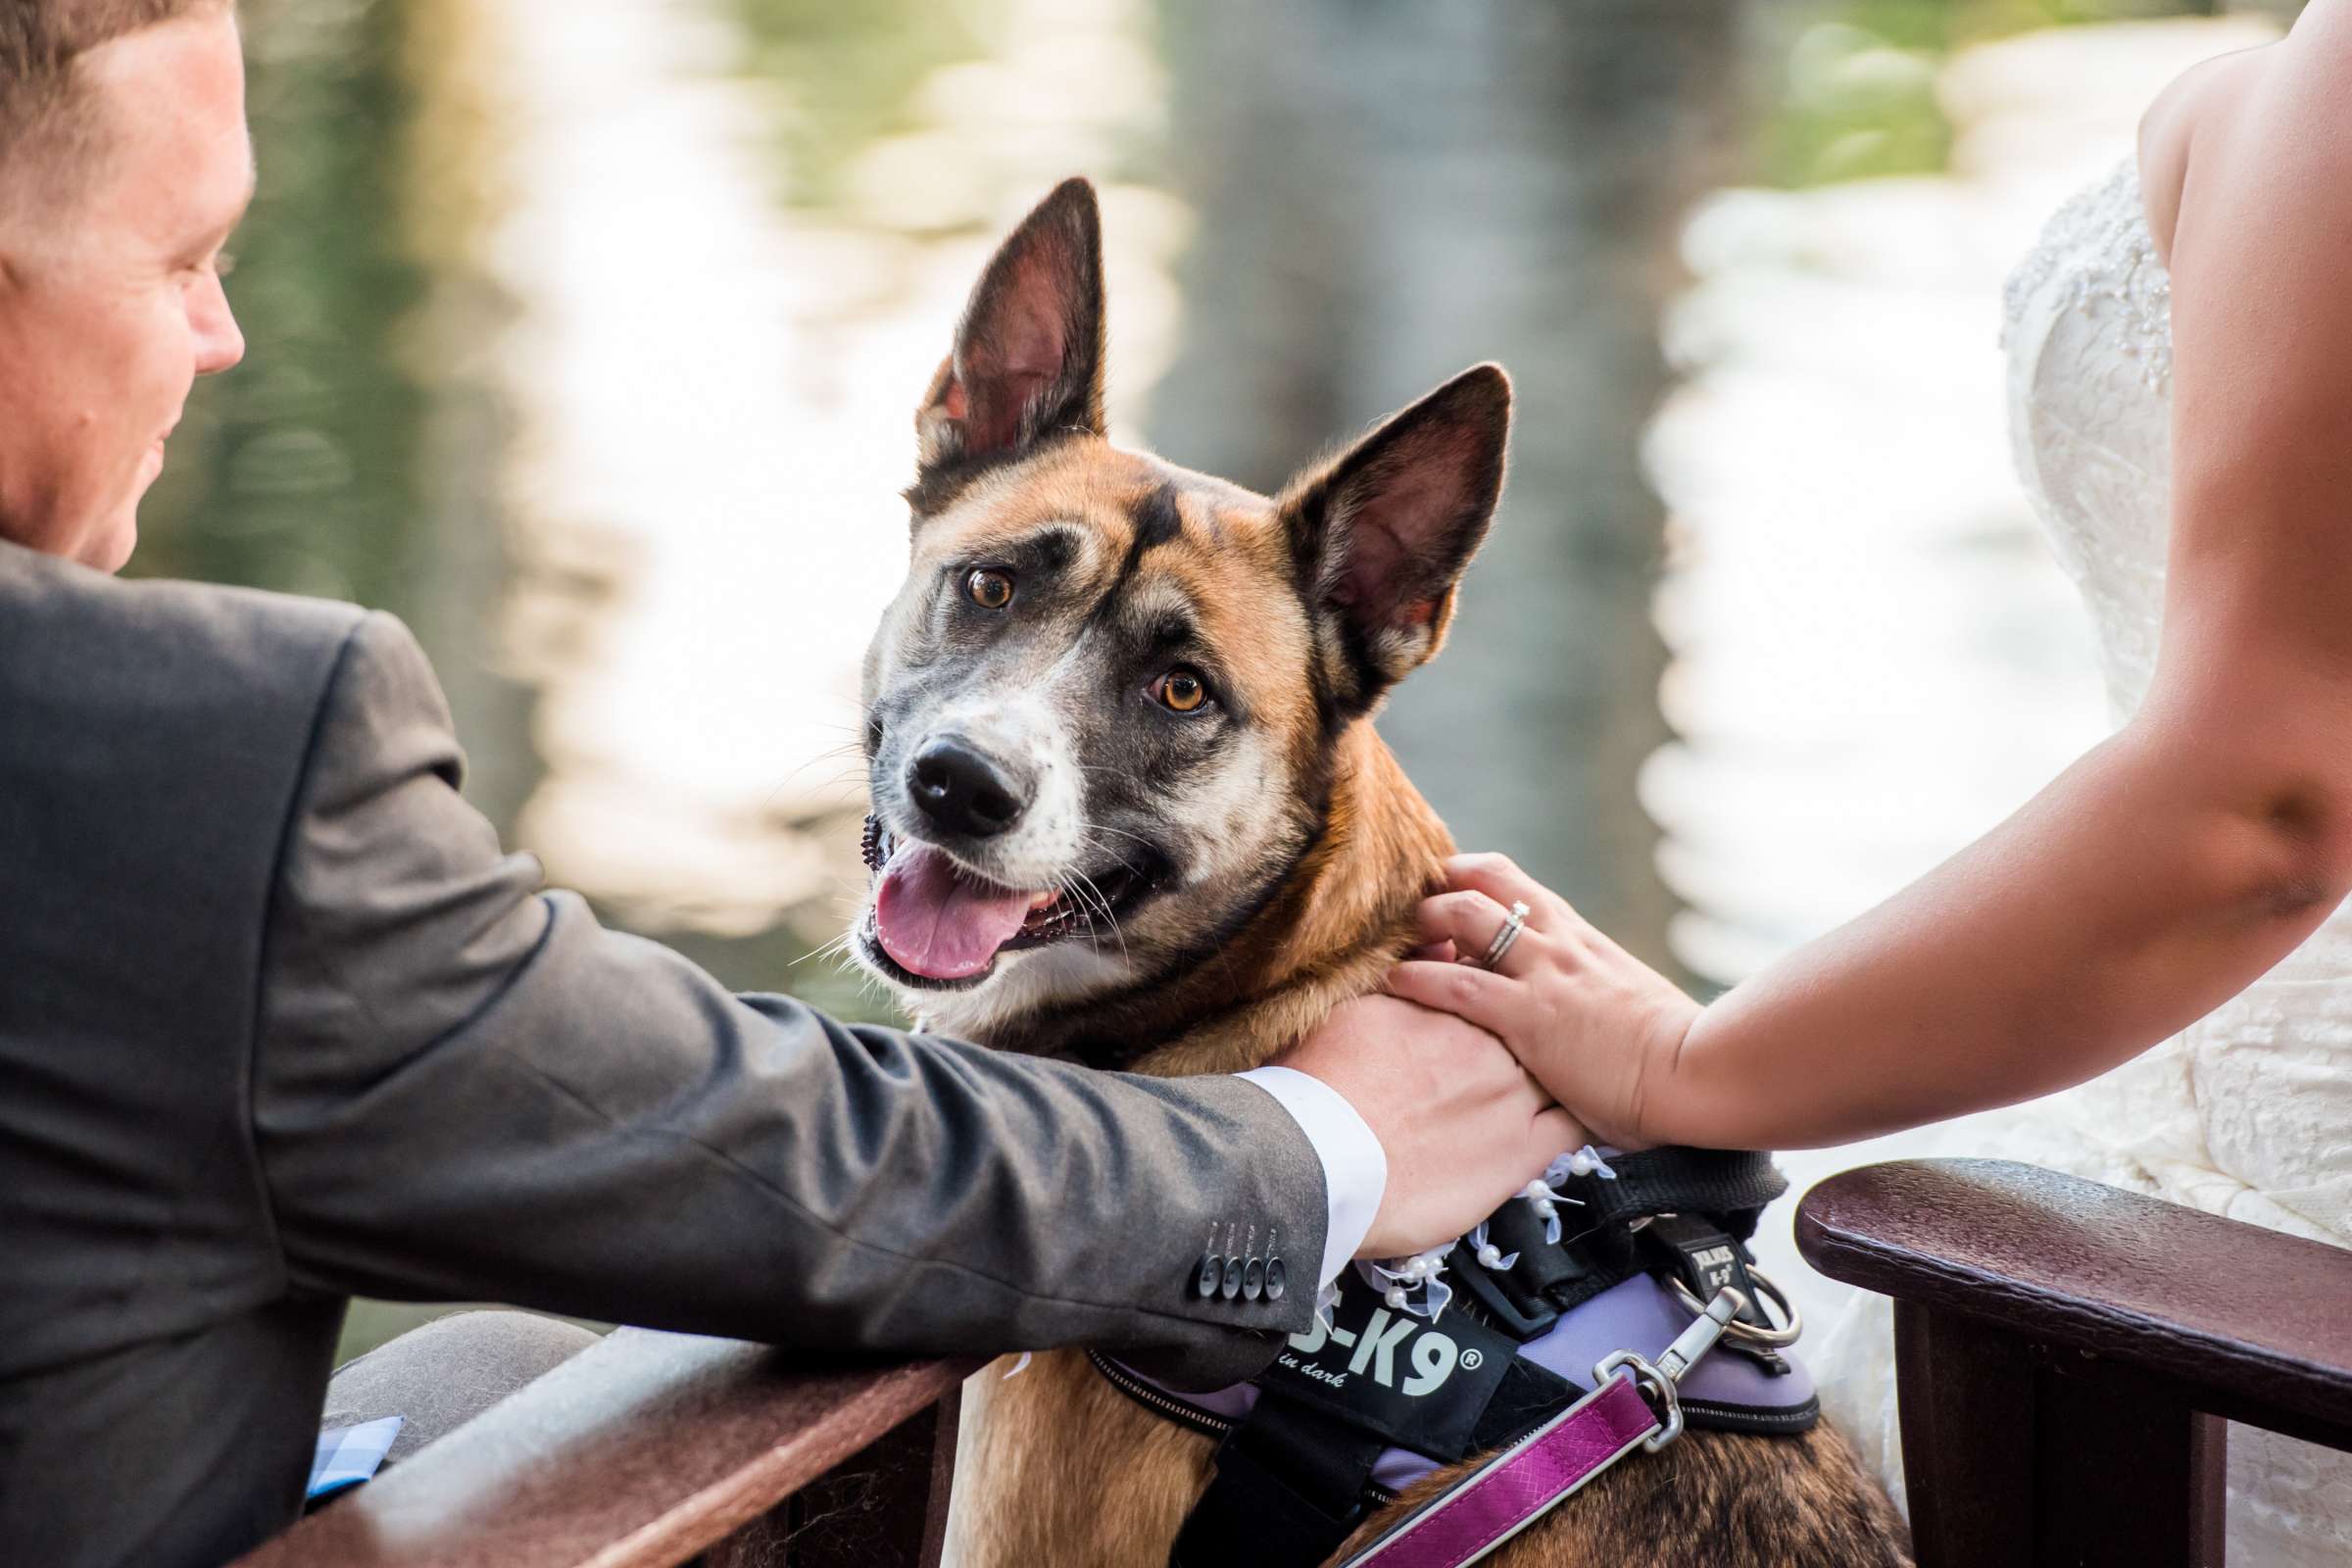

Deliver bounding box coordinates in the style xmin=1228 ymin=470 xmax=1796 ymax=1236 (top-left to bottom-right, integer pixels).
xmin=1157 ymin=668 xmax=1209 ymax=713
xmin=965 ymin=568 xmax=1014 ymax=610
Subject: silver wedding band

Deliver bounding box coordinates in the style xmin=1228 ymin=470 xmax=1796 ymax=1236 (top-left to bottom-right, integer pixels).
xmin=1475 ymin=901 xmax=1531 ymax=969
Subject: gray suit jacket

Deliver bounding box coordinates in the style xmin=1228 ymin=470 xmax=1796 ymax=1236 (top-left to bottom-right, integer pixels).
xmin=0 ymin=541 xmax=1326 ymax=1568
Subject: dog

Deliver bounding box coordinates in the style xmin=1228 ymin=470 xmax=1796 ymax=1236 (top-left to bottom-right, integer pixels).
xmin=852 ymin=177 xmax=1909 ymax=1568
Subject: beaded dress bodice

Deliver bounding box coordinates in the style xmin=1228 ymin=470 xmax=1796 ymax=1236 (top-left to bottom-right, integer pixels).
xmin=2003 ymin=159 xmax=2176 ymax=722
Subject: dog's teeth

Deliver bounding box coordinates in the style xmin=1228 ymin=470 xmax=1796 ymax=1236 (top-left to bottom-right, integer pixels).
xmin=1028 ymin=890 xmax=1059 ymax=911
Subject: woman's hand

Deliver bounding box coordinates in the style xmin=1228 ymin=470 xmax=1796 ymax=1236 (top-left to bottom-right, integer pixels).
xmin=1384 ymin=853 xmax=1700 ymax=1150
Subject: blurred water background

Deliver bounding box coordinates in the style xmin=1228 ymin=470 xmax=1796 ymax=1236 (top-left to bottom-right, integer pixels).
xmin=135 ymin=0 xmax=2301 ymax=1354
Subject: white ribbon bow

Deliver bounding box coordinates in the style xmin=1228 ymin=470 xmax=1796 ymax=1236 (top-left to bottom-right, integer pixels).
xmin=1356 ymin=1239 xmax=1457 ymax=1322
xmin=1518 ymin=1145 xmax=1616 ymax=1245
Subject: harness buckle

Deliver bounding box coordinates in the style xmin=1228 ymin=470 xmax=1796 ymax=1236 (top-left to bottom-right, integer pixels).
xmin=1593 ymin=1284 xmax=1745 ymax=1453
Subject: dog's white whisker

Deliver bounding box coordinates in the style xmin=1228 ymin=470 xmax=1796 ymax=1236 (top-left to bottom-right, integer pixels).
xmin=791 ymin=931 xmax=858 ymax=968
xmin=1052 ymin=870 xmax=1103 ymax=941
xmin=1066 ymin=865 xmax=1130 ymax=965
xmin=761 ymin=741 xmax=875 ymax=808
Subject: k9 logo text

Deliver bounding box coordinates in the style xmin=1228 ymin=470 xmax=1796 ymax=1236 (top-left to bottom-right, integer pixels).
xmin=1285 ymin=1305 xmax=1460 ymax=1396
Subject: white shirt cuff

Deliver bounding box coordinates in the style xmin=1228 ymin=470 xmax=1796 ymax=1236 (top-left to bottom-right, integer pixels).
xmin=1235 ymin=1064 xmax=1388 ymax=1288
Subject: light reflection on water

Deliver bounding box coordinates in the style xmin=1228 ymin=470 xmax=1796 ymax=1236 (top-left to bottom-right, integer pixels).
xmin=479 ymin=0 xmax=1182 ymax=978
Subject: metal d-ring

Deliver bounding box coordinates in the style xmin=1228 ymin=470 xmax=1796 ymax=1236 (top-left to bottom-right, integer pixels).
xmin=1669 ymin=1267 xmax=1803 ymax=1349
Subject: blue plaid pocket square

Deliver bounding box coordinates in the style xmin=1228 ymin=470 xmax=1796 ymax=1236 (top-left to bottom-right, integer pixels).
xmin=308 ymin=1415 xmax=403 ymax=1500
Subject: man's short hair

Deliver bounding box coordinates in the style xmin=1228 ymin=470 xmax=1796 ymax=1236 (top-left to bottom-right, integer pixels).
xmin=0 ymin=0 xmax=228 ymax=217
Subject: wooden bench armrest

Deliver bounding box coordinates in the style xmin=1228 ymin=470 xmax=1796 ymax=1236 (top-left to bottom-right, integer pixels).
xmin=1794 ymin=1157 xmax=2352 ymax=1448
xmin=231 ymin=1329 xmax=984 ymax=1568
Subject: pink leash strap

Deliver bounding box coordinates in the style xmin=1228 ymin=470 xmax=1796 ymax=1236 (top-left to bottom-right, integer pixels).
xmin=1337 ymin=1372 xmax=1658 ymax=1568
xmin=1339 ymin=1284 xmax=1749 ymax=1568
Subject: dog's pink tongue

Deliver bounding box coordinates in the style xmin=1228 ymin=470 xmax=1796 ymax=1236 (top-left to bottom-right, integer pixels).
xmin=874 ymin=844 xmax=1033 ymax=980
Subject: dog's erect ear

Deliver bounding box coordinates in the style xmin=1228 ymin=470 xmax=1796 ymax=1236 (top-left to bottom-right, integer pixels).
xmin=913 ymin=177 xmax=1107 ymax=488
xmin=1280 ymin=364 xmax=1511 ymax=714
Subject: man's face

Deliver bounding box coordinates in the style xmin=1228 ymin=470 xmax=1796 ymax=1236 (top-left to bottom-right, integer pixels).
xmin=0 ymin=9 xmax=253 ymax=571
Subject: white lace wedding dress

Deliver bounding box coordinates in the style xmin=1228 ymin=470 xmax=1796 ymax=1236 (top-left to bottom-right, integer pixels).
xmin=1782 ymin=159 xmax=2352 ymax=1563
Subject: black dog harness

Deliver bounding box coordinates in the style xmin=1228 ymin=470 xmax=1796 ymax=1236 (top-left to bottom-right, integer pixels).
xmin=1095 ymin=1148 xmax=1817 ymax=1567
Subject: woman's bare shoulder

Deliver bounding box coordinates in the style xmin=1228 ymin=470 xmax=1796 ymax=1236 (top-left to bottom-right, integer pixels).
xmin=2135 ymin=43 xmax=2275 ymax=263
xmin=2139 ymin=5 xmax=2352 ymax=264
xmin=2143 ymin=0 xmax=2352 ymax=709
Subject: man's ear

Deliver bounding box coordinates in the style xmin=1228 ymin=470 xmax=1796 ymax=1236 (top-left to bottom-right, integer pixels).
xmin=912 ymin=177 xmax=1106 ymax=490
xmin=1280 ymin=364 xmax=1511 ymax=716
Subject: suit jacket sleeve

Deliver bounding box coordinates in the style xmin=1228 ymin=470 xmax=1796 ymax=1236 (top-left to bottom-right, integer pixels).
xmin=250 ymin=612 xmax=1325 ymax=1388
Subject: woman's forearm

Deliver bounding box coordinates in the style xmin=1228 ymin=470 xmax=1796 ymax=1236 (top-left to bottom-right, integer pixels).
xmin=1646 ymin=715 xmax=2352 ymax=1150
xmin=1394 ymin=699 xmax=2352 ymax=1154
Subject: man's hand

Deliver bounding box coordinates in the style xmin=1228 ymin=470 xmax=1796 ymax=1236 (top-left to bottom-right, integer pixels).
xmin=1383 ymin=854 xmax=1700 ymax=1151
xmin=1280 ymin=992 xmax=1584 ymax=1259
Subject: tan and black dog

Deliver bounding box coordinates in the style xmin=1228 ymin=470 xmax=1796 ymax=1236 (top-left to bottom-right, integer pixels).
xmin=852 ymin=178 xmax=1908 ymax=1568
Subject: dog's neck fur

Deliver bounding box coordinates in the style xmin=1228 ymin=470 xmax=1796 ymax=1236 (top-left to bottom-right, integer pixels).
xmin=953 ymin=721 xmax=1453 ymax=1078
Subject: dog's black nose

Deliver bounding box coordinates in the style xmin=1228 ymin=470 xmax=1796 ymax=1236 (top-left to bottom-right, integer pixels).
xmin=907 ymin=738 xmax=1027 ymax=838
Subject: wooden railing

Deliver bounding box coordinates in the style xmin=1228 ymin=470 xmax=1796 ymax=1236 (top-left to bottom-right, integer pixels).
xmin=238 ymin=1161 xmax=2352 ymax=1567
xmin=1797 ymin=1158 xmax=2352 ymax=1568
xmin=232 ymin=1330 xmax=981 ymax=1568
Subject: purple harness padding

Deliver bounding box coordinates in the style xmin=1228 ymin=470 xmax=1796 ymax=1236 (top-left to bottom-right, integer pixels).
xmin=1115 ymin=1274 xmax=1813 ymax=1494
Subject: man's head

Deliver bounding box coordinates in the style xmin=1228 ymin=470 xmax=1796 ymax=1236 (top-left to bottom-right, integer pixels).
xmin=0 ymin=0 xmax=250 ymax=571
